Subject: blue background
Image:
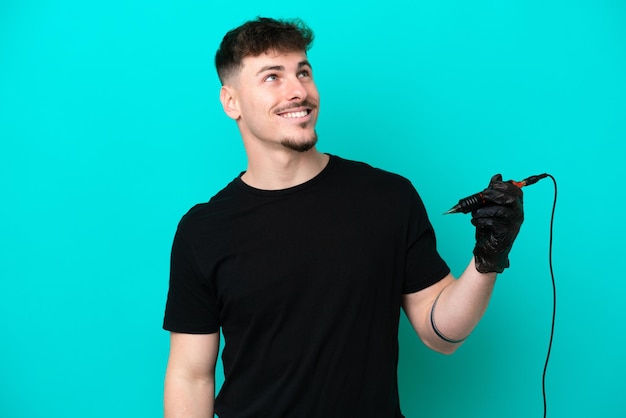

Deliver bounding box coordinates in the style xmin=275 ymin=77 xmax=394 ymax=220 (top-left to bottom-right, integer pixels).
xmin=1 ymin=1 xmax=625 ymax=417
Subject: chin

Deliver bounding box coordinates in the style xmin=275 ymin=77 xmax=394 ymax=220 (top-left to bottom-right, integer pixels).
xmin=281 ymin=134 xmax=318 ymax=153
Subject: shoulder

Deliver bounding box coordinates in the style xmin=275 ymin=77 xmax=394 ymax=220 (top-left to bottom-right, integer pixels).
xmin=329 ymin=155 xmax=415 ymax=193
xmin=175 ymin=179 xmax=242 ymax=236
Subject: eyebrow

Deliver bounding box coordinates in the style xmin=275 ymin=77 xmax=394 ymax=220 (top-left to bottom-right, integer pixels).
xmin=255 ymin=60 xmax=313 ymax=76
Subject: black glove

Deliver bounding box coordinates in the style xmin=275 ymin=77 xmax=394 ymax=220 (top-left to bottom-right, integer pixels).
xmin=471 ymin=174 xmax=524 ymax=274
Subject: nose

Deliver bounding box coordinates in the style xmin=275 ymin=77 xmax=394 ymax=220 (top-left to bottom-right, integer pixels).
xmin=285 ymin=75 xmax=307 ymax=102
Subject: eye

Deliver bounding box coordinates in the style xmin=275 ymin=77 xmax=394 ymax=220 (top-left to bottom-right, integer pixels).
xmin=264 ymin=74 xmax=278 ymax=82
xmin=298 ymin=70 xmax=311 ymax=79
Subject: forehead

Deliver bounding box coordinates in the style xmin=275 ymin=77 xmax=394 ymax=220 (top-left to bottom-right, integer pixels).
xmin=241 ymin=50 xmax=310 ymax=73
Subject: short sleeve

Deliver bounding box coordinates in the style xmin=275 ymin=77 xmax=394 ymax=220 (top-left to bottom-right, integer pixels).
xmin=163 ymin=224 xmax=220 ymax=334
xmin=403 ymin=187 xmax=450 ymax=294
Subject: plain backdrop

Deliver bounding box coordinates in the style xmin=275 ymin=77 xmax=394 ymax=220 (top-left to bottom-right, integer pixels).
xmin=1 ymin=1 xmax=625 ymax=417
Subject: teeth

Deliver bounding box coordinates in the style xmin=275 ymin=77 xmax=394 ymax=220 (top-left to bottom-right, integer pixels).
xmin=281 ymin=110 xmax=308 ymax=118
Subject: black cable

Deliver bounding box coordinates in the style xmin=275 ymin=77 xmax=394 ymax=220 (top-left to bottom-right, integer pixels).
xmin=542 ymin=174 xmax=557 ymax=418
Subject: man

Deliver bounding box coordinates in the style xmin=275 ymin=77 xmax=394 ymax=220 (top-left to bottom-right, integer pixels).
xmin=163 ymin=17 xmax=523 ymax=417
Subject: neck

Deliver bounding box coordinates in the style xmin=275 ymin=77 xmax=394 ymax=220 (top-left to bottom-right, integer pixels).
xmin=241 ymin=149 xmax=329 ymax=190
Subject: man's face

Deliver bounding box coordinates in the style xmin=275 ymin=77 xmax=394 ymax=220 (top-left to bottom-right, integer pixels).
xmin=222 ymin=50 xmax=320 ymax=153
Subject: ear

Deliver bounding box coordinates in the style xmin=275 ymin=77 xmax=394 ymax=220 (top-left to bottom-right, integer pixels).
xmin=220 ymin=85 xmax=240 ymax=120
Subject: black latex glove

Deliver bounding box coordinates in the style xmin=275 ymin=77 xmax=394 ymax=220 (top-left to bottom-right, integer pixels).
xmin=471 ymin=174 xmax=524 ymax=274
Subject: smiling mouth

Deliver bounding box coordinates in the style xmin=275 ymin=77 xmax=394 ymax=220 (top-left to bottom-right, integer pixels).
xmin=279 ymin=109 xmax=310 ymax=118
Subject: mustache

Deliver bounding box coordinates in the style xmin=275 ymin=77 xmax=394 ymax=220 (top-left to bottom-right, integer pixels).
xmin=274 ymin=100 xmax=319 ymax=114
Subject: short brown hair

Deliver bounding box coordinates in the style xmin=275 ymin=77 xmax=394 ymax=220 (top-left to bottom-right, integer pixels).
xmin=215 ymin=17 xmax=314 ymax=84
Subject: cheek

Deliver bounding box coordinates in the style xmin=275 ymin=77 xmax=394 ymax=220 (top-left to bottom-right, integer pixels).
xmin=307 ymin=83 xmax=320 ymax=100
xmin=239 ymin=97 xmax=264 ymax=119
xmin=245 ymin=94 xmax=272 ymax=114
xmin=309 ymin=90 xmax=320 ymax=110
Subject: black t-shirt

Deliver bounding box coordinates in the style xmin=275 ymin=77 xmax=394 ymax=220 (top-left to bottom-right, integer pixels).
xmin=164 ymin=155 xmax=450 ymax=417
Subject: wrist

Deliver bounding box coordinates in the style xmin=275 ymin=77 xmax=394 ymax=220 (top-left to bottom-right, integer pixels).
xmin=469 ymin=257 xmax=499 ymax=278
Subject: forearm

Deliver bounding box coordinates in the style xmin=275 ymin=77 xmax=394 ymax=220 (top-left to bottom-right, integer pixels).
xmin=164 ymin=373 xmax=215 ymax=418
xmin=425 ymin=258 xmax=497 ymax=353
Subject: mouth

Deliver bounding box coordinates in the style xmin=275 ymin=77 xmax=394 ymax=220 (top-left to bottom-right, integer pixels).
xmin=278 ymin=109 xmax=311 ymax=119
xmin=275 ymin=102 xmax=317 ymax=120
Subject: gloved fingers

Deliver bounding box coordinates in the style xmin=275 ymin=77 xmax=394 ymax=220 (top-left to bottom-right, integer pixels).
xmin=472 ymin=174 xmax=525 ymax=274
xmin=471 ymin=204 xmax=524 ymax=224
xmin=473 ymin=220 xmax=519 ymax=240
xmin=481 ymin=177 xmax=523 ymax=206
xmin=487 ymin=173 xmax=503 ymax=187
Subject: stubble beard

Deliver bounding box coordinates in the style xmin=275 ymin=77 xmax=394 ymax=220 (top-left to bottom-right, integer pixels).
xmin=280 ymin=128 xmax=318 ymax=153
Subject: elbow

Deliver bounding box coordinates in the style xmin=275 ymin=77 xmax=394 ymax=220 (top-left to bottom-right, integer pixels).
xmin=423 ymin=338 xmax=463 ymax=355
xmin=437 ymin=344 xmax=461 ymax=355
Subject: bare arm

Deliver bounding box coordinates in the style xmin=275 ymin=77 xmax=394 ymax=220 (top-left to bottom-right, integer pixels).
xmin=402 ymin=258 xmax=497 ymax=354
xmin=164 ymin=332 xmax=220 ymax=418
